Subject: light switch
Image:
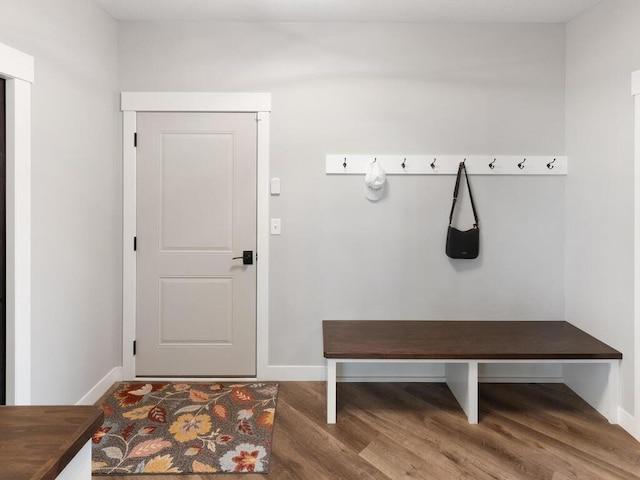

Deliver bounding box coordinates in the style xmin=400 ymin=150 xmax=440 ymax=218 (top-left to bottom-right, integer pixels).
xmin=270 ymin=218 xmax=281 ymax=235
xmin=270 ymin=177 xmax=281 ymax=195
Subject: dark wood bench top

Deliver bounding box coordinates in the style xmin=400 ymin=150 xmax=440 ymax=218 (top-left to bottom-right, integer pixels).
xmin=0 ymin=405 xmax=104 ymax=480
xmin=323 ymin=320 xmax=622 ymax=360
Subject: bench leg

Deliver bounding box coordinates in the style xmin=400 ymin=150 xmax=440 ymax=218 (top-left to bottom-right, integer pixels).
xmin=327 ymin=359 xmax=337 ymax=424
xmin=605 ymin=360 xmax=620 ymax=423
xmin=563 ymin=360 xmax=620 ymax=424
xmin=56 ymin=441 xmax=92 ymax=480
xmin=445 ymin=361 xmax=478 ymax=424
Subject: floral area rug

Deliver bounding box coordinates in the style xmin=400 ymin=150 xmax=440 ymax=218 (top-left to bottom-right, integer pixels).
xmin=92 ymin=382 xmax=278 ymax=475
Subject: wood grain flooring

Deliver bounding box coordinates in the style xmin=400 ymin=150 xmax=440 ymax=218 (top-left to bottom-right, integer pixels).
xmin=98 ymin=382 xmax=640 ymax=480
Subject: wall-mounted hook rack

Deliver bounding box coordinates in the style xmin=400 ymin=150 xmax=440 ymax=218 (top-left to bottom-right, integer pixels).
xmin=326 ymin=155 xmax=568 ymax=175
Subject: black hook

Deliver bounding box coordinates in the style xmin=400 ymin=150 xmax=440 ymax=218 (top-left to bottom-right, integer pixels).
xmin=343 ymin=157 xmax=347 ymax=169
xmin=401 ymin=157 xmax=406 ymax=170
xmin=430 ymin=158 xmax=437 ymax=169
xmin=518 ymin=158 xmax=527 ymax=170
xmin=547 ymin=158 xmax=556 ymax=169
xmin=489 ymin=158 xmax=496 ymax=170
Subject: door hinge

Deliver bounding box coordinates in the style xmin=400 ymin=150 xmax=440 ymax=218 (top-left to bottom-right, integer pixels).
xmin=134 ymin=132 xmax=137 ymax=147
xmin=133 ymin=340 xmax=137 ymax=355
xmin=133 ymin=236 xmax=137 ymax=251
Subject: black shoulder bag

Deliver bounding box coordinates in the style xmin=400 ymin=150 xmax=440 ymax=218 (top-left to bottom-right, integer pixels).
xmin=446 ymin=161 xmax=479 ymax=259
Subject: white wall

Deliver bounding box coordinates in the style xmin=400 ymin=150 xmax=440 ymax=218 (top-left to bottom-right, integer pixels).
xmin=119 ymin=22 xmax=567 ymax=376
xmin=0 ymin=0 xmax=121 ymax=404
xmin=565 ymin=0 xmax=640 ymax=416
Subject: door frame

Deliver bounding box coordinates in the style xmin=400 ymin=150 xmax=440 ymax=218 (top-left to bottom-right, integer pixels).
xmin=121 ymin=92 xmax=271 ymax=380
xmin=633 ymin=70 xmax=640 ymax=440
xmin=0 ymin=42 xmax=32 ymax=405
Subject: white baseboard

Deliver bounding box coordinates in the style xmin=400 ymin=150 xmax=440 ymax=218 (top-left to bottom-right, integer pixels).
xmin=619 ymin=407 xmax=640 ymax=441
xmin=114 ymin=364 xmax=567 ymax=384
xmin=257 ymin=364 xmax=564 ymax=384
xmin=336 ymin=376 xmax=563 ymax=383
xmin=479 ymin=376 xmax=563 ymax=383
xmin=259 ymin=365 xmax=325 ymax=381
xmin=338 ymin=375 xmax=446 ymax=383
xmin=76 ymin=367 xmax=123 ymax=405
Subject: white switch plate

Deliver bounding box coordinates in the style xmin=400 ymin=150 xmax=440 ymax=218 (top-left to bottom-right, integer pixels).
xmin=270 ymin=218 xmax=281 ymax=235
xmin=270 ymin=177 xmax=281 ymax=195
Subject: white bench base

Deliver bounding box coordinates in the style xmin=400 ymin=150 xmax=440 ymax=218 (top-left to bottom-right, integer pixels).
xmin=326 ymin=358 xmax=620 ymax=425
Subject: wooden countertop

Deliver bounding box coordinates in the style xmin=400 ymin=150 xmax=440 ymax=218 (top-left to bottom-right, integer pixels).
xmin=0 ymin=405 xmax=104 ymax=480
xmin=323 ymin=320 xmax=622 ymax=360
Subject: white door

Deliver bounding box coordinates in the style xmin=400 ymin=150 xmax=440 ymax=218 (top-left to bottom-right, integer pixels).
xmin=136 ymin=112 xmax=257 ymax=376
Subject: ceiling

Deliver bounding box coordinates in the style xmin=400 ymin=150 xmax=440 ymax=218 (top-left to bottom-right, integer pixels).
xmin=94 ymin=0 xmax=602 ymax=23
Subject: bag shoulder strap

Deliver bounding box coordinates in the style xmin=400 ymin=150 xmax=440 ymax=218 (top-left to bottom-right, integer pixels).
xmin=449 ymin=162 xmax=479 ymax=227
xmin=448 ymin=162 xmax=463 ymax=225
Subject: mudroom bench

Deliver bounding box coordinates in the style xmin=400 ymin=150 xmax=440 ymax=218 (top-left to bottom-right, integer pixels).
xmin=323 ymin=320 xmax=622 ymax=425
xmin=0 ymin=405 xmax=104 ymax=480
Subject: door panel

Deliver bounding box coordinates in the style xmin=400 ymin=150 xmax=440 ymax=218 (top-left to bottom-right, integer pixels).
xmin=136 ymin=112 xmax=257 ymax=377
xmin=159 ymin=132 xmax=233 ymax=251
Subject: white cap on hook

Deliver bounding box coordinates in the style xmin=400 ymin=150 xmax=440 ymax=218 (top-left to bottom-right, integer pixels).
xmin=364 ymin=159 xmax=386 ymax=201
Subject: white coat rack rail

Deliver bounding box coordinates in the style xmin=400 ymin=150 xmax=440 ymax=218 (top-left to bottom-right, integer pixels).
xmin=326 ymin=155 xmax=567 ymax=175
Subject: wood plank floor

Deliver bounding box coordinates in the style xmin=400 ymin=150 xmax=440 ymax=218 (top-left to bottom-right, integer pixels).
xmin=99 ymin=382 xmax=640 ymax=480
